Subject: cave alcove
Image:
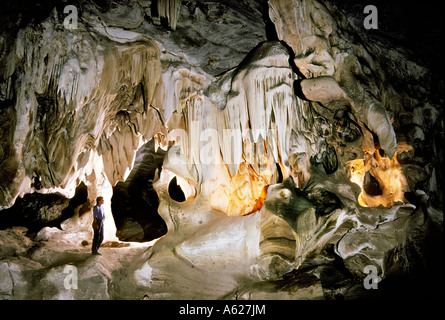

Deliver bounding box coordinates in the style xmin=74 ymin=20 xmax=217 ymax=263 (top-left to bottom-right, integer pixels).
xmin=111 ymin=138 xmax=167 ymax=242
xmin=0 ymin=182 xmax=88 ymax=236
xmin=168 ymin=176 xmax=186 ymax=203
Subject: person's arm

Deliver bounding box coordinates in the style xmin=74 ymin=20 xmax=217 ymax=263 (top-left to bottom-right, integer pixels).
xmin=92 ymin=207 xmax=101 ymax=230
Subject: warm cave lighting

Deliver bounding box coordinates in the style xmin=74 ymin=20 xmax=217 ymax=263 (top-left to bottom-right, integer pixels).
xmin=211 ymin=162 xmax=270 ymax=216
xmin=347 ymin=149 xmax=407 ymax=207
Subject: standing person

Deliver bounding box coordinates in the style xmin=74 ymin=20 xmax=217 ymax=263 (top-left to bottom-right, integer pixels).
xmin=92 ymin=196 xmax=105 ymax=255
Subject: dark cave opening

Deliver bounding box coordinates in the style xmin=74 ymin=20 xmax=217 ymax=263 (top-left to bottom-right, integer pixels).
xmin=168 ymin=176 xmax=186 ymax=203
xmin=111 ymin=139 xmax=167 ymax=242
xmin=363 ymin=171 xmax=383 ymax=196
xmin=0 ymin=181 xmax=88 ymax=235
xmin=276 ymin=163 xmax=283 ymax=183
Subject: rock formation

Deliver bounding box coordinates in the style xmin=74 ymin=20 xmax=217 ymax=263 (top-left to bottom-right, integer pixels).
xmin=0 ymin=0 xmax=443 ymax=300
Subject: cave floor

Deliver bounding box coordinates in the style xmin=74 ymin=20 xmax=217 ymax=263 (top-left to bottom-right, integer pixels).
xmin=1 ymin=226 xmax=330 ymax=300
xmin=1 ymin=225 xmax=440 ymax=300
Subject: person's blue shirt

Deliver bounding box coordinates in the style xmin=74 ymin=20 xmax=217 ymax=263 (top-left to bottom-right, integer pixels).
xmin=93 ymin=204 xmax=105 ymax=221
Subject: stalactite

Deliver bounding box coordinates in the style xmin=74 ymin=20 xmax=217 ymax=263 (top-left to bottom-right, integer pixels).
xmin=157 ymin=0 xmax=182 ymax=30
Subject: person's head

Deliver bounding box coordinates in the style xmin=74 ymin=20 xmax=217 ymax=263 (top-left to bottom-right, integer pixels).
xmin=96 ymin=196 xmax=104 ymax=205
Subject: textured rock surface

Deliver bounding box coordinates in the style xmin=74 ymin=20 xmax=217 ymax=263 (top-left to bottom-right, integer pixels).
xmin=0 ymin=0 xmax=443 ymax=300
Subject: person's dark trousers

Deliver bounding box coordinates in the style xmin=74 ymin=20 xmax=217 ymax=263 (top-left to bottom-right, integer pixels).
xmin=92 ymin=220 xmax=104 ymax=254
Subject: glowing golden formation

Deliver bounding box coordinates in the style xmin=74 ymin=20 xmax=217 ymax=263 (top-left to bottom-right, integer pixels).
xmin=348 ymin=150 xmax=407 ymax=207
xmin=211 ymin=163 xmax=271 ymax=216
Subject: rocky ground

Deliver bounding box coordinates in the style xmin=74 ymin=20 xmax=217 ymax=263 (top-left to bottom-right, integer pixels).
xmin=1 ymin=193 xmax=442 ymax=300
xmin=0 ymin=226 xmax=155 ymax=299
